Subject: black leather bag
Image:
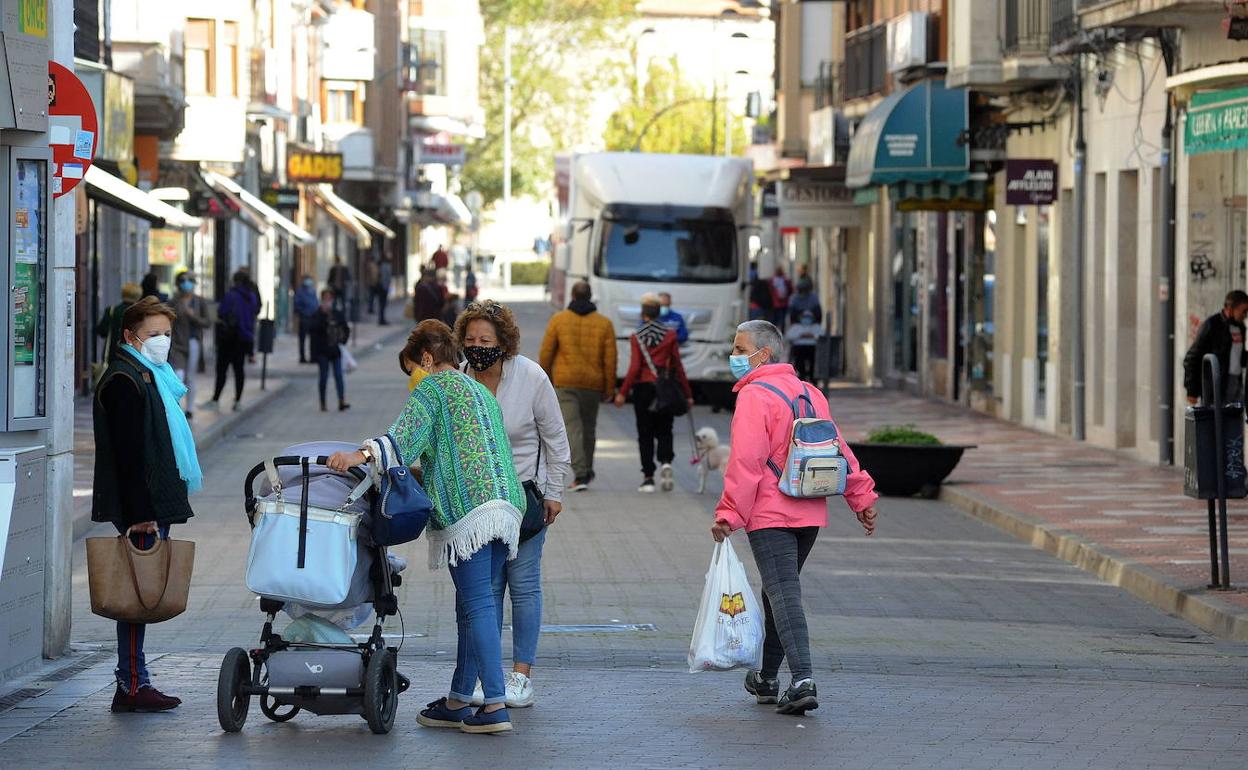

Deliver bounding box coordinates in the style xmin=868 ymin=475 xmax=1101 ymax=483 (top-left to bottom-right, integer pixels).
xmin=637 ymin=337 xmax=688 ymax=417
xmin=519 ymin=441 xmax=546 ymax=543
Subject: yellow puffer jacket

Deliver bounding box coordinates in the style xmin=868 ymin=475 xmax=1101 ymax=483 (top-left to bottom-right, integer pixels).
xmin=539 ymin=306 xmax=618 ymax=396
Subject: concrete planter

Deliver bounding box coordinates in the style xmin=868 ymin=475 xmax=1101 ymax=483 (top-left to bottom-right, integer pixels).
xmin=852 ymin=443 xmax=974 ymax=498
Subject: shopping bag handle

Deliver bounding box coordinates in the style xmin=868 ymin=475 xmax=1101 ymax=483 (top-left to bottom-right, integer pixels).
xmin=120 ymin=534 xmax=173 ymax=613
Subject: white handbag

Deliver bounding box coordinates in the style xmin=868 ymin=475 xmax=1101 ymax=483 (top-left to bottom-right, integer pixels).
xmin=244 ymin=460 xmax=374 ymax=609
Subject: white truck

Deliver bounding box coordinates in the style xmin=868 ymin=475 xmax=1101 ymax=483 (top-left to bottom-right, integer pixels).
xmin=550 ymin=152 xmax=755 ymax=407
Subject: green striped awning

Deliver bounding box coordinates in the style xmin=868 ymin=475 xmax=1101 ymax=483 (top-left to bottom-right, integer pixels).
xmin=1186 ymin=87 xmax=1248 ymax=156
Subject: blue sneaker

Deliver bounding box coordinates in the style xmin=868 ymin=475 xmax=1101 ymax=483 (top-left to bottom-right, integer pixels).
xmin=460 ymin=706 xmax=512 ymax=734
xmin=417 ymin=697 xmax=472 ymax=728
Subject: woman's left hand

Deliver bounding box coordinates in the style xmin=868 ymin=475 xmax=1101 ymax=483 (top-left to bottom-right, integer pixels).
xmin=327 ymin=450 xmax=366 ymax=472
xmin=543 ymin=499 xmax=562 ymax=526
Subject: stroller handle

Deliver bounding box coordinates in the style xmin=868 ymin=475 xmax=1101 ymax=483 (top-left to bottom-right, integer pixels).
xmin=243 ymin=455 xmax=368 ymax=507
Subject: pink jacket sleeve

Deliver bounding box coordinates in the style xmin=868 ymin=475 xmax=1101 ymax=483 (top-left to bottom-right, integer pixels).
xmin=836 ymin=432 xmax=878 ymax=514
xmin=714 ymin=388 xmax=773 ymax=531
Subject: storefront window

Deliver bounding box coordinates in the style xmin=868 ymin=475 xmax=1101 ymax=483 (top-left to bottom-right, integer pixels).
xmin=928 ymin=215 xmax=949 ymax=360
xmin=892 ymin=211 xmax=918 ymax=374
xmin=1036 ymin=206 xmax=1050 ymax=417
xmin=12 ymin=159 xmax=47 ymax=420
xmin=966 ymin=210 xmax=995 ymax=390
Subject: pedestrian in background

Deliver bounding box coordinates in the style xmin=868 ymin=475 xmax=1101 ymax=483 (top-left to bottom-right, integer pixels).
xmin=169 ymin=271 xmax=210 ymax=419
xmin=328 ymin=255 xmax=351 ymax=313
xmin=238 ymin=266 xmax=262 ymax=364
xmin=615 ymin=294 xmax=692 ymax=493
xmin=787 ymin=276 xmax=822 ymax=325
xmin=307 ymin=289 xmax=351 ymax=412
xmin=711 ymin=320 xmax=877 ymax=716
xmin=748 ymin=264 xmax=772 ymax=322
xmin=452 ymin=241 xmax=471 ymax=289
xmin=206 ymin=271 xmax=255 ymax=412
xmin=374 ymin=256 xmax=393 ymax=326
xmin=95 ymin=281 xmax=142 ymax=368
xmin=657 ymin=291 xmax=689 ymax=344
xmin=408 ymin=269 xmax=444 ymax=323
xmin=140 ymin=272 xmax=168 ymax=303
xmin=1183 ymin=289 xmax=1248 ymax=405
xmin=92 ymin=297 xmax=201 ymax=713
xmin=785 ymin=310 xmax=819 ymax=382
xmin=769 ymin=266 xmax=793 ymax=330
xmin=539 ymin=280 xmax=617 ymax=492
xmin=456 ymin=300 xmax=571 ymax=708
xmin=431 ymin=244 xmax=450 ymax=272
xmin=328 ymin=320 xmax=526 ymax=734
xmin=294 ymin=275 xmax=319 ymax=364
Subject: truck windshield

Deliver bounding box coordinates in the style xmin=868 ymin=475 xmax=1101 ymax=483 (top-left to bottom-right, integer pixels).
xmin=595 ymin=205 xmax=737 ymax=284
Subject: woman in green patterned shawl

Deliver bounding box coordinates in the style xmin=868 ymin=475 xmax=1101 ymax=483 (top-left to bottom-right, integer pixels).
xmin=328 ymin=320 xmax=524 ymax=734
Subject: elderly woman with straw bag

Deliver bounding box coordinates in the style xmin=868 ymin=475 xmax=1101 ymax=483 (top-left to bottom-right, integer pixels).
xmin=89 ymin=297 xmax=201 ymax=713
xmin=328 ymin=319 xmax=526 ymax=734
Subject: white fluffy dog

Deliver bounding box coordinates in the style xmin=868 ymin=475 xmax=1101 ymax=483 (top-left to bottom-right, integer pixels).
xmin=693 ymin=426 xmax=731 ymax=494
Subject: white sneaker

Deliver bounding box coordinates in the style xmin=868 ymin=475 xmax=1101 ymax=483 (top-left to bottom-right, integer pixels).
xmin=504 ymin=671 xmax=535 ymax=708
xmin=469 ymin=681 xmax=484 ymax=707
xmin=639 ymin=479 xmax=656 ymax=493
xmin=659 ymin=463 xmax=674 ymax=492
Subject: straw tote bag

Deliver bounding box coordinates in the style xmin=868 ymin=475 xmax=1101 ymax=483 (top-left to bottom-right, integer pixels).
xmin=87 ymin=533 xmax=195 ymax=624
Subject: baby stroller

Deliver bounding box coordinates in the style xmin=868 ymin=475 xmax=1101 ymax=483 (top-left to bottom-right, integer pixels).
xmin=217 ymin=442 xmax=409 ymax=735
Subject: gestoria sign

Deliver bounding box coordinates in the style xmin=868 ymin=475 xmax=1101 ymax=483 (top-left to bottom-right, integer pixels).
xmin=287 ymin=151 xmax=344 ymax=183
xmin=1185 ymin=87 xmax=1248 ymax=156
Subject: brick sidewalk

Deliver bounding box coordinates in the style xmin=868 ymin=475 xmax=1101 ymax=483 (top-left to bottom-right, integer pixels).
xmin=825 ymin=387 xmax=1248 ymax=640
xmin=71 ymin=301 xmax=408 ymax=539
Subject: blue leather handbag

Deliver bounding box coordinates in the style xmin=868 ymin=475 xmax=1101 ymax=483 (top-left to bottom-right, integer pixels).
xmin=368 ymin=434 xmax=432 ymax=546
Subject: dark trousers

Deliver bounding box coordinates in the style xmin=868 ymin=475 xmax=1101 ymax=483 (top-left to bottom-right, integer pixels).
xmin=631 ymin=383 xmax=674 ymax=478
xmin=372 ymin=286 xmax=389 ymax=324
xmin=297 ymin=316 xmax=312 ymax=362
xmin=770 ymin=307 xmax=788 ymax=331
xmin=791 ymin=345 xmax=816 ymax=382
xmin=316 ymin=355 xmax=345 ymax=405
xmin=748 ymin=526 xmax=819 ymax=683
xmin=212 ymin=339 xmax=246 ymax=402
xmin=115 ymin=526 xmax=169 ymax=693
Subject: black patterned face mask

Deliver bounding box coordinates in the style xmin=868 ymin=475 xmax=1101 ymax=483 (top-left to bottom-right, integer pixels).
xmin=463 ymin=345 xmax=505 ymax=372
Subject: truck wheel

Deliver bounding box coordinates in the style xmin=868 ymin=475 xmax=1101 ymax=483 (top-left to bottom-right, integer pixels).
xmin=363 ymin=649 xmax=398 ymax=734
xmin=217 ymin=648 xmax=251 ymax=732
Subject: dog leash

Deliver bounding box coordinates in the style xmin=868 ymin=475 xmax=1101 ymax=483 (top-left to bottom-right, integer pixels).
xmin=687 ymin=412 xmax=700 ymax=465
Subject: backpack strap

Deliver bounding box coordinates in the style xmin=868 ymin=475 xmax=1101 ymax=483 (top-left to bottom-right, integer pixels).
xmin=751 ymin=382 xmax=798 ymax=479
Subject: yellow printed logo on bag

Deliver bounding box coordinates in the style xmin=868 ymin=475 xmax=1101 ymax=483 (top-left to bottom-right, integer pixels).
xmin=719 ymin=592 xmax=747 ymax=618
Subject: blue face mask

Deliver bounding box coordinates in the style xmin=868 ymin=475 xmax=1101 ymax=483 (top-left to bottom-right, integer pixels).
xmin=660 ymin=306 xmax=671 ymax=318
xmin=179 ymin=281 xmax=194 ymax=293
xmin=303 ymin=279 xmax=314 ymax=288
xmin=729 ymin=349 xmax=762 ymax=381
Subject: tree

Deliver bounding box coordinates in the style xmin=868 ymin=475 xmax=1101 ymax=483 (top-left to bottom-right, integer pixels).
xmin=461 ymin=0 xmax=634 ymax=205
xmin=602 ymin=55 xmax=749 ymax=156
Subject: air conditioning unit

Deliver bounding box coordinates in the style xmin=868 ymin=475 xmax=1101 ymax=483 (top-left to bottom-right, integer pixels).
xmin=887 ymin=12 xmax=929 ymax=74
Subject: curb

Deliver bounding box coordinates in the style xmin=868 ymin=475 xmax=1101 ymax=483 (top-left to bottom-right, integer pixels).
xmin=939 ymin=484 xmax=1248 ymax=642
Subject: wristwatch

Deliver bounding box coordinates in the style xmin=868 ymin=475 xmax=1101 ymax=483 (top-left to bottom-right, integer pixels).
xmin=359 ymin=445 xmax=374 ymax=463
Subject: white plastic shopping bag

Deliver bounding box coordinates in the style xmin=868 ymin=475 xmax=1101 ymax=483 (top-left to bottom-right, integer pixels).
xmin=338 ymin=344 xmax=359 ymax=373
xmin=688 ymin=538 xmax=764 ymax=673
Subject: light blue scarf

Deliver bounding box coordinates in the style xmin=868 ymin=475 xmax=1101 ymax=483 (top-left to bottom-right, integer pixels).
xmin=122 ymin=345 xmax=203 ymax=494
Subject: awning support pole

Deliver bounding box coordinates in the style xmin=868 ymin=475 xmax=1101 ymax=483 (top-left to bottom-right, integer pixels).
xmin=1073 ymin=51 xmax=1087 ymax=443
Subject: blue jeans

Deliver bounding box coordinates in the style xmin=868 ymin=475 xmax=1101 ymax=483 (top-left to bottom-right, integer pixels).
xmin=455 ymin=528 xmax=547 ymax=689
xmin=448 ymin=539 xmax=508 ymax=705
xmin=316 ymin=355 xmax=344 ymax=404
xmin=115 ymin=526 xmax=168 ymax=693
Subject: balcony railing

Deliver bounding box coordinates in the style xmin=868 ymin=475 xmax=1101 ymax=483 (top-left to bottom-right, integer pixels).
xmin=843 ymin=24 xmax=886 ymax=102
xmin=814 ymin=60 xmax=838 ymax=110
xmin=1004 ymin=0 xmax=1053 ymax=56
xmin=1051 ymin=0 xmax=1079 ymax=47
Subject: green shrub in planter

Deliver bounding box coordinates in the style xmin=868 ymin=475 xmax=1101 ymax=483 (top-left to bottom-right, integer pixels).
xmin=509 ymin=260 xmax=551 ymax=286
xmin=865 ymin=424 xmax=942 ymax=446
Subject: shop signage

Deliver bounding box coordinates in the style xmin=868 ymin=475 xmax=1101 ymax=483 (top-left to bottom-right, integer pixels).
xmin=777 ymin=181 xmax=862 ymax=229
xmin=261 ymin=187 xmax=300 ymax=211
xmin=48 ymin=60 xmax=98 ymax=198
xmin=1005 ymin=159 xmax=1058 ymax=205
xmin=417 ymin=142 xmax=466 ymax=166
xmin=1186 ymin=87 xmax=1248 ymax=156
xmin=287 ymin=151 xmax=343 ymax=183
xmin=149 ymin=229 xmax=183 ymax=266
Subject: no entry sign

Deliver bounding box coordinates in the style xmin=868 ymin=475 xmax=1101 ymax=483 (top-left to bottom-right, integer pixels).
xmin=48 ymin=61 xmax=98 ymax=198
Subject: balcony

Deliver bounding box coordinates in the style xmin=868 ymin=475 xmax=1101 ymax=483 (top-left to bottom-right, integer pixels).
xmin=1077 ymin=0 xmax=1224 ymax=30
xmin=323 ymin=124 xmax=376 ymax=182
xmin=1001 ymin=0 xmax=1067 ymax=86
xmin=1051 ymin=0 xmax=1079 ymax=47
xmin=111 ymin=41 xmax=185 ymax=140
xmin=842 ymin=25 xmax=887 ymax=103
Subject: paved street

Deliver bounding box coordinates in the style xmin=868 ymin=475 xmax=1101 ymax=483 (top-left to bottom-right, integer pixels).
xmin=2 ymin=300 xmax=1247 ymax=769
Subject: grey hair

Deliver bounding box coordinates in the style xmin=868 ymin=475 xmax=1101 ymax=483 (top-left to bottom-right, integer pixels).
xmin=737 ymin=320 xmax=784 ymax=362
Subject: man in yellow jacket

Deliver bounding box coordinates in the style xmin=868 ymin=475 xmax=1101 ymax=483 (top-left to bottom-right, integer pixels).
xmin=540 ymin=281 xmax=617 ymax=491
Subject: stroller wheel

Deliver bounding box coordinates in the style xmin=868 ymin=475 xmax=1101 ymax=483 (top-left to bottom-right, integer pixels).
xmin=261 ymin=695 xmax=301 ymax=722
xmin=363 ymin=649 xmax=399 ymax=735
xmin=217 ymin=648 xmax=252 ymax=732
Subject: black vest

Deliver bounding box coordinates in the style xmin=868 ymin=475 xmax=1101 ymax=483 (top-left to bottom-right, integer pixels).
xmin=91 ymin=353 xmax=195 ymax=527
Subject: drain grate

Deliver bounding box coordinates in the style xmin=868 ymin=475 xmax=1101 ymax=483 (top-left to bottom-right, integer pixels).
xmin=0 ymin=688 xmax=49 ymax=714
xmin=38 ymin=651 xmax=110 ymax=682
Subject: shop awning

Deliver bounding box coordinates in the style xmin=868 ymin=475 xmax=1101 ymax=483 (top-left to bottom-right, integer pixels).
xmin=311 ymin=186 xmax=372 ymax=248
xmin=404 ymin=191 xmax=472 ymax=227
xmin=1184 ymin=86 xmax=1248 ymax=156
xmin=316 ymin=184 xmax=396 ymax=240
xmin=84 ymin=166 xmax=203 ymax=231
xmin=202 ymin=171 xmax=316 ymax=245
xmin=846 ymin=79 xmax=969 ymax=190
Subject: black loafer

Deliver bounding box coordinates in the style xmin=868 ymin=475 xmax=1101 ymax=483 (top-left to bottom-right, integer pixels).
xmin=744 ymin=671 xmax=779 ymax=704
xmin=776 ymin=680 xmax=818 ymax=715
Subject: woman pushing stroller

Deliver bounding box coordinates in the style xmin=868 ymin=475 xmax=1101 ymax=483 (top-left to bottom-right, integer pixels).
xmin=328 ymin=319 xmax=525 ymax=734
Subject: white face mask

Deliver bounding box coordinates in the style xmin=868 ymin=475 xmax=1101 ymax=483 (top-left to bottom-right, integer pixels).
xmin=139 ymin=335 xmax=172 ymax=366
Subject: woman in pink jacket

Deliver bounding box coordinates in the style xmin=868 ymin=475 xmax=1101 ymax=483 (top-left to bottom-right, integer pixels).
xmin=711 ymin=320 xmax=878 ymax=716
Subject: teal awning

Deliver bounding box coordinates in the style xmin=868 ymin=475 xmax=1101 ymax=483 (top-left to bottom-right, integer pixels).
xmin=1185 ymin=86 xmax=1248 ymax=156
xmin=846 ymin=79 xmax=970 ymax=190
